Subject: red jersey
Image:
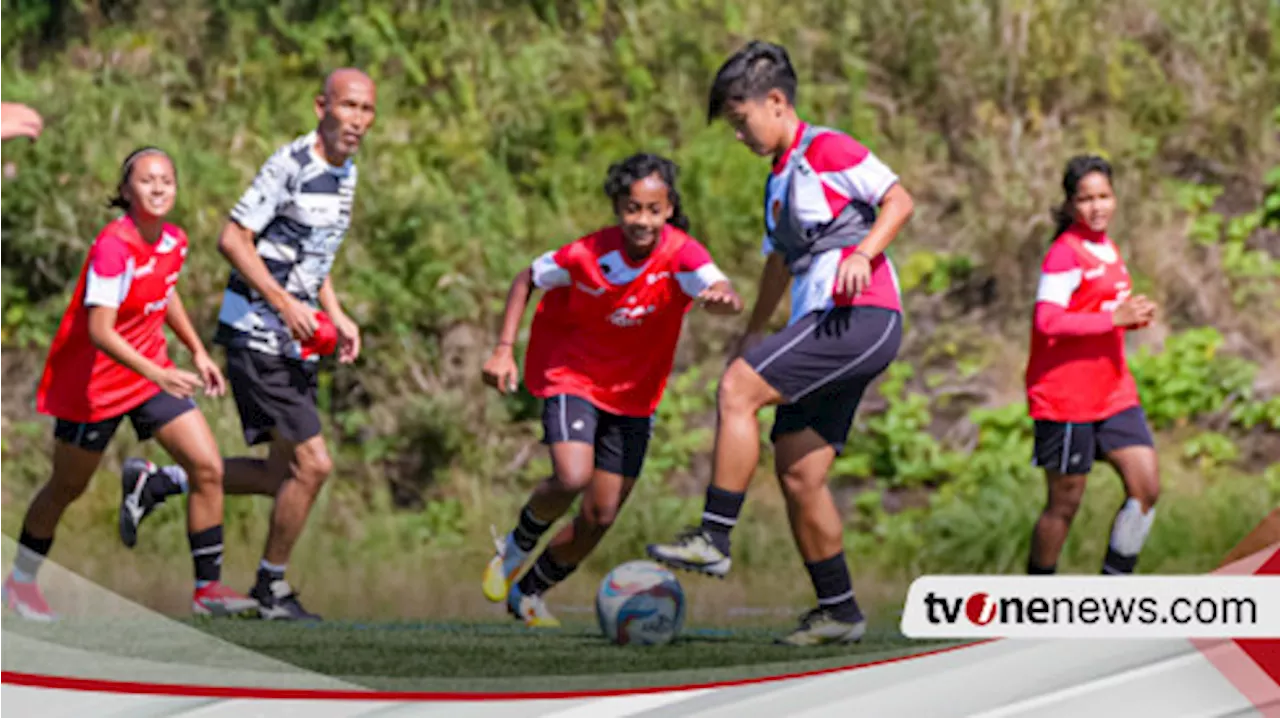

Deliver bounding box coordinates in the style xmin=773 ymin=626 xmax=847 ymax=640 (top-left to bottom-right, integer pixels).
xmin=1025 ymin=225 xmax=1140 ymax=422
xmin=37 ymin=216 xmax=188 ymax=423
xmin=523 ymin=225 xmax=728 ymax=418
xmin=764 ymin=123 xmax=903 ymax=325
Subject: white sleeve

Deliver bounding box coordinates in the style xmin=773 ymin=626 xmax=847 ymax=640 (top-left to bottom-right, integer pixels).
xmin=530 ymin=250 xmax=571 ymax=290
xmin=1036 ymin=269 xmax=1083 ymax=307
xmin=84 ymin=265 xmax=132 ymax=309
xmin=819 ymin=152 xmax=900 ymax=206
xmin=676 ymin=263 xmax=729 ymax=297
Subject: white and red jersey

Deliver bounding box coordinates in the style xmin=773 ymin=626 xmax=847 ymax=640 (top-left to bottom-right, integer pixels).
xmin=1025 ymin=224 xmax=1140 ymax=422
xmin=764 ymin=122 xmax=902 ymax=325
xmin=37 ymin=216 xmax=187 ymax=423
xmin=523 ymin=224 xmax=728 ymax=418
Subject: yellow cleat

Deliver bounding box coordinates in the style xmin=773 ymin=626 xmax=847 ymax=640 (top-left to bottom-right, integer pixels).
xmin=483 ymin=527 xmax=528 ymax=603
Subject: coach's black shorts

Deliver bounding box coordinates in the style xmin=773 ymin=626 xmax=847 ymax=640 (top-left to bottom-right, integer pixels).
xmin=226 ymin=347 xmax=321 ymax=446
xmin=541 ymin=394 xmax=653 ymax=479
xmin=1032 ymin=405 xmax=1155 ymax=475
xmin=53 ymin=391 xmax=196 ymax=453
xmin=743 ymin=307 xmax=902 ymax=454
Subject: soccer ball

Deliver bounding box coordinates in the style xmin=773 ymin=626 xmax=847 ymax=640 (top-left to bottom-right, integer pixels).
xmin=595 ymin=560 xmax=685 ymax=646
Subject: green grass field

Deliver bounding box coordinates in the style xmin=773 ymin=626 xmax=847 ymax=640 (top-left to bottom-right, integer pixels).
xmin=3 ymin=615 xmax=951 ymax=692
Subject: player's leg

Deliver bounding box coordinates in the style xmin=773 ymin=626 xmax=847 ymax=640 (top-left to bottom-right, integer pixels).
xmin=118 ymin=347 xmax=294 ymax=544
xmin=762 ymin=422 xmax=865 ymax=647
xmin=508 ymin=410 xmax=648 ymax=626
xmin=4 ymin=420 xmax=115 ymax=620
xmin=484 ymin=395 xmax=596 ymax=603
xmin=1027 ymin=419 xmax=1094 ymax=574
xmin=147 ymin=399 xmax=258 ymax=616
xmin=648 ymin=307 xmax=901 ymax=577
xmin=1098 ymin=406 xmax=1159 ymax=575
xmin=248 ymin=434 xmax=329 ymax=620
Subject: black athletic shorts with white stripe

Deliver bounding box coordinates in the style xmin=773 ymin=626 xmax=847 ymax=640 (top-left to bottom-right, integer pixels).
xmin=1032 ymin=405 xmax=1155 ymax=475
xmin=540 ymin=394 xmax=654 ymax=479
xmin=743 ymin=306 xmax=902 ymax=453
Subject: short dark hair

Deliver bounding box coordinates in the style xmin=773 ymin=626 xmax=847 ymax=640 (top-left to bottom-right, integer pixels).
xmin=1052 ymin=154 xmax=1114 ymax=237
xmin=707 ymin=40 xmax=798 ymax=123
xmin=603 ymin=153 xmax=691 ymax=232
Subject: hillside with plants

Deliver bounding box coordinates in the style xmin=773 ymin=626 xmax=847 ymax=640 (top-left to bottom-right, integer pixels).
xmin=2 ymin=0 xmax=1277 ymax=618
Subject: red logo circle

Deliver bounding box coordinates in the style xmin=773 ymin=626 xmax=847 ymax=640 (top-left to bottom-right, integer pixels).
xmin=965 ymin=592 xmax=995 ymax=625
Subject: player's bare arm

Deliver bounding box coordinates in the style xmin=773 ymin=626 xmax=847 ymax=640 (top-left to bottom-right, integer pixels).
xmin=87 ymin=304 xmax=202 ymax=400
xmin=483 ymin=267 xmax=536 ymax=394
xmin=835 ymin=184 xmax=915 ymax=297
xmin=318 ymin=276 xmax=360 ymax=363
xmin=217 ymin=220 xmax=318 ymax=340
xmin=164 ymin=292 xmax=226 ymax=396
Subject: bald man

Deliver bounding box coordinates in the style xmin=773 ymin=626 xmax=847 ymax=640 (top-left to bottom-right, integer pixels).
xmin=121 ymin=69 xmax=377 ymax=620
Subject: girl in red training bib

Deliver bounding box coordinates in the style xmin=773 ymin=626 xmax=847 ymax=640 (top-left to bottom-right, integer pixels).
xmin=3 ymin=148 xmax=256 ymax=621
xmin=1024 ymin=155 xmax=1161 ymax=577
xmin=478 ymin=153 xmax=742 ymax=627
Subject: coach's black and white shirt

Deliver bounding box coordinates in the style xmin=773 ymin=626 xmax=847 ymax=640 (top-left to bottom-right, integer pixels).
xmin=215 ymin=131 xmax=357 ymax=359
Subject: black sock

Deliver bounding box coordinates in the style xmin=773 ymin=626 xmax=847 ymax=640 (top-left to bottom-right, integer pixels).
xmin=148 ymin=465 xmax=188 ymax=500
xmin=699 ymin=486 xmax=744 ymax=555
xmin=512 ymin=505 xmax=551 ymax=552
xmin=14 ymin=528 xmax=53 ymax=580
xmin=517 ymin=551 xmax=577 ymax=597
xmin=189 ymin=525 xmax=223 ymax=586
xmin=806 ymin=551 xmax=864 ymax=623
xmin=1102 ymin=548 xmax=1138 ymax=575
xmin=1028 ymin=557 xmax=1057 ymax=575
xmin=256 ymin=561 xmax=286 ymax=590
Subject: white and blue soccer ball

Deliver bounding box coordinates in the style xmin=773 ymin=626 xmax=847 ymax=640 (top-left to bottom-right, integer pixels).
xmin=595 ymin=560 xmax=686 ymax=646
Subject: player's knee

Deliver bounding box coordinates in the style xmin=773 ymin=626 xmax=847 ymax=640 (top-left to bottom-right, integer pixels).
xmin=186 ymin=456 xmax=224 ymax=491
xmin=295 ymin=450 xmax=333 ymax=489
xmin=717 ymin=363 xmax=759 ymax=414
xmin=585 ymin=503 xmax=620 ymax=532
xmin=552 ymin=468 xmax=593 ymax=494
xmin=778 ymin=466 xmax=821 ymax=499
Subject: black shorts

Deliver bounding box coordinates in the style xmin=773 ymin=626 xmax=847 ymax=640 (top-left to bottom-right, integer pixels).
xmin=541 ymin=394 xmax=653 ymax=479
xmin=1032 ymin=405 xmax=1155 ymax=475
xmin=226 ymin=347 xmax=322 ymax=446
xmin=743 ymin=307 xmax=902 ymax=453
xmin=53 ymin=391 xmax=196 ymax=453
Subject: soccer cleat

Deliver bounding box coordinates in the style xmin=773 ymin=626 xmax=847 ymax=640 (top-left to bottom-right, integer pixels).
xmin=192 ymin=582 xmax=259 ymax=617
xmin=645 ymin=527 xmax=732 ymax=578
xmin=507 ymin=583 xmax=560 ymax=628
xmin=2 ymin=576 xmax=56 ymax=622
xmin=251 ymin=579 xmax=322 ymax=621
xmin=119 ymin=458 xmax=159 ymax=549
xmin=775 ymin=607 xmax=867 ymax=646
xmin=482 ymin=527 xmax=529 ymax=603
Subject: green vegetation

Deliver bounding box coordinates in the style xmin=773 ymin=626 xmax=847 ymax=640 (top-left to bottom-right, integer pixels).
xmin=2 ymin=0 xmax=1277 ymax=620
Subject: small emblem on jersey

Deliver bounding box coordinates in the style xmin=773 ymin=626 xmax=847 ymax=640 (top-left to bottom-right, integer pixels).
xmin=608 ymin=304 xmax=657 ymax=327
xmin=646 ymin=271 xmax=670 ymax=285
xmin=156 ymin=233 xmax=179 ymax=254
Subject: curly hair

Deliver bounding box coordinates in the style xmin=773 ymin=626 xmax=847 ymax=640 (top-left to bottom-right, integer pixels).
xmin=603 ymin=153 xmax=691 ymax=232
